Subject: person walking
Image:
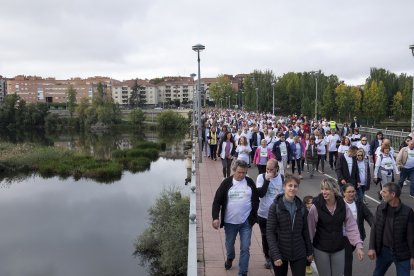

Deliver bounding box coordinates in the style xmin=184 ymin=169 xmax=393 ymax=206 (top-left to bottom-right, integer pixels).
xmin=336 ymin=145 xmax=360 ymax=190
xmin=217 ymin=131 xmax=237 ymax=179
xmin=308 ymin=178 xmax=364 ymax=276
xmin=266 ymin=175 xmax=313 ymax=276
xmin=256 ymin=159 xmax=284 ymax=269
xmin=272 ymin=133 xmax=291 ymax=175
xmin=212 ymin=160 xmax=260 ymax=276
xmin=305 ymin=136 xmax=318 ymax=178
xmin=396 ymin=137 xmax=414 ymax=198
xmin=253 ymin=139 xmax=274 ymax=175
xmin=290 ymin=136 xmax=303 ymax=179
xmin=374 ymin=144 xmax=398 ymax=200
xmin=315 ymin=131 xmax=327 ymax=174
xmin=342 ymin=183 xmax=374 ymax=276
xmin=368 ymin=182 xmax=414 ymax=276
xmin=207 ymin=126 xmax=219 ymax=161
xmin=356 ymin=149 xmax=371 ymax=203
xmin=235 ymin=136 xmax=252 ymax=165
xmin=327 ymin=129 xmax=340 ymax=170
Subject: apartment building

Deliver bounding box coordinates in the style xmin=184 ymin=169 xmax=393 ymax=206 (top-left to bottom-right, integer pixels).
xmin=112 ymin=79 xmax=157 ymax=106
xmin=156 ymin=76 xmax=195 ymax=107
xmin=6 ymin=76 xmax=113 ymax=104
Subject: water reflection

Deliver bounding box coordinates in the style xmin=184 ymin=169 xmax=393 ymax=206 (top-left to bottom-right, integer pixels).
xmin=0 ymin=158 xmax=186 ymax=276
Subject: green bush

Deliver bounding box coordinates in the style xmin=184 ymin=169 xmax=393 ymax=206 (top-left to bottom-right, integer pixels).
xmin=134 ymin=188 xmax=189 ymax=276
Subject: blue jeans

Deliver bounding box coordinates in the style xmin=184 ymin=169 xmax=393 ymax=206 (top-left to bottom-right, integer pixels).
xmin=224 ymin=219 xmax=252 ymax=275
xmin=373 ymin=246 xmax=410 ymax=276
xmin=357 ymin=185 xmax=366 ymax=202
xmin=398 ymin=167 xmax=414 ymax=196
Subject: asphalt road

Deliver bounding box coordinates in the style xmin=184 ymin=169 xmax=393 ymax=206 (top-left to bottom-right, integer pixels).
xmin=247 ymin=161 xmax=414 ymax=276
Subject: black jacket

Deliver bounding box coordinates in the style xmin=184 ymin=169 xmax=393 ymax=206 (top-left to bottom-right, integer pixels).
xmin=336 ymin=155 xmax=360 ymax=188
xmin=354 ymin=200 xmax=374 ymax=241
xmin=211 ymin=176 xmax=259 ymax=228
xmin=369 ymin=200 xmax=414 ymax=261
xmin=266 ymin=194 xmax=313 ymax=261
xmin=251 ymin=131 xmax=265 ymax=148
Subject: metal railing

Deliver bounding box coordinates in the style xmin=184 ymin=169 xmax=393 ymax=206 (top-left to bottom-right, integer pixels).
xmin=187 ymin=129 xmax=197 ymax=276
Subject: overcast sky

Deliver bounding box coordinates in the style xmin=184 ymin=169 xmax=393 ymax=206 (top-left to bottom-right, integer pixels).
xmin=0 ymin=0 xmax=413 ymax=84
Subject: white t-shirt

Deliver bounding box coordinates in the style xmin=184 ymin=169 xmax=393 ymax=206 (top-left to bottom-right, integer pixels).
xmin=224 ymin=178 xmax=252 ymax=224
xmin=357 ymin=160 xmax=366 ymax=186
xmin=256 ymin=174 xmax=284 ymax=219
xmin=236 ymin=145 xmax=251 ymax=164
xmin=343 ymin=201 xmax=357 ymax=236
xmin=280 ymin=142 xmax=288 ymax=157
xmin=344 ymin=154 xmax=354 ymax=175
xmin=356 ymin=141 xmax=370 ymax=159
xmin=338 ymin=145 xmax=350 ymax=155
xmin=316 ymin=137 xmax=327 ymax=155
xmin=404 ymin=148 xmax=414 ymax=169
xmin=328 ymin=134 xmax=340 ymax=152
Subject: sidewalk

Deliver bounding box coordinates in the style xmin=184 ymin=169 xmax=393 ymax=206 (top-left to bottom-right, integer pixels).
xmin=196 ymin=157 xmax=273 ymax=276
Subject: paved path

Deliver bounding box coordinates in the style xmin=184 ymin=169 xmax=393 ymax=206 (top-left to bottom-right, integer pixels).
xmin=196 ymin=157 xmax=274 ymax=276
xmin=195 ymin=154 xmax=414 ymax=276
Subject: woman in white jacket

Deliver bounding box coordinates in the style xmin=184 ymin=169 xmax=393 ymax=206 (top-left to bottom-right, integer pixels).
xmin=373 ymin=143 xmax=398 ymax=199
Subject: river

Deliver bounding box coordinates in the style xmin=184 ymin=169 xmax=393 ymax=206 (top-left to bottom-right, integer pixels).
xmin=0 ymin=131 xmax=188 ymax=276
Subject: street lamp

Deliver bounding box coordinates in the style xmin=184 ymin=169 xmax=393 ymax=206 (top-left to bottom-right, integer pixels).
xmin=271 ymin=81 xmax=275 ymax=115
xmin=314 ymin=73 xmax=318 ymax=121
xmin=241 ymin=90 xmax=244 ymax=110
xmin=192 ymin=43 xmax=205 ymax=163
xmin=410 ymin=44 xmax=414 ymax=133
xmin=190 ymin=73 xmax=196 ymax=134
xmin=255 ymin=87 xmax=258 ymax=113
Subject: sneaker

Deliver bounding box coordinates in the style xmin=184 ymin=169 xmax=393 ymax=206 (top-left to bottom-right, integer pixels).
xmin=299 ymin=175 xmax=303 ymax=179
xmin=224 ymin=259 xmax=233 ymax=270
xmin=409 ymin=194 xmax=414 ymax=199
xmin=404 ymin=180 xmax=410 ymax=186
xmin=306 ymin=265 xmax=312 ymax=274
xmin=264 ymin=258 xmax=271 ymax=269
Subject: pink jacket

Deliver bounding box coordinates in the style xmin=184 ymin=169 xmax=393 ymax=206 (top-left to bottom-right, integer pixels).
xmin=253 ymin=147 xmax=274 ymax=165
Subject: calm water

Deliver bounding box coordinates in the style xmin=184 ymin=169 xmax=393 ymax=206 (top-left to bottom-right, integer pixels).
xmin=0 ymin=158 xmax=187 ymax=276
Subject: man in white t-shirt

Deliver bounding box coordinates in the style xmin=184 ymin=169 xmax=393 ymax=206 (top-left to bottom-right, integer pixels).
xmin=256 ymin=159 xmax=284 ymax=269
xmin=212 ymin=160 xmax=260 ymax=276
xmin=327 ymin=129 xmax=340 ymax=170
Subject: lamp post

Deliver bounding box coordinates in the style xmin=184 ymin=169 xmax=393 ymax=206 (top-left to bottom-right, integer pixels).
xmin=190 ymin=73 xmax=196 ymax=134
xmin=410 ymin=44 xmax=414 ymax=133
xmin=192 ymin=43 xmax=205 ymax=163
xmin=271 ymin=81 xmax=275 ymax=115
xmin=255 ymin=87 xmax=258 ymax=113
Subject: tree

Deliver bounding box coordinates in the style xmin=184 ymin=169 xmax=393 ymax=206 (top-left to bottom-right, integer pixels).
xmin=130 ymin=79 xmax=144 ymax=108
xmin=391 ymin=91 xmax=404 ymax=120
xmin=335 ymin=84 xmax=353 ymax=121
xmin=67 ymin=85 xmax=77 ymax=118
xmin=129 ymin=108 xmax=146 ymax=127
xmin=134 ymin=188 xmax=189 ymax=276
xmin=363 ymin=80 xmax=387 ymax=124
xmin=208 ymin=75 xmax=233 ymax=107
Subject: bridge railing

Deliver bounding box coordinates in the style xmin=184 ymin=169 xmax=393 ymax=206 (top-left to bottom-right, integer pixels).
xmin=187 ymin=128 xmax=197 ymax=276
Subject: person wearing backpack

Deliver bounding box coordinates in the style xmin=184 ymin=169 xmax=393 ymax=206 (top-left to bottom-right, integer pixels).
xmin=373 ymin=143 xmax=398 ymax=200
xmin=266 ymin=174 xmax=313 ymax=276
xmin=256 ymin=159 xmax=285 ymax=269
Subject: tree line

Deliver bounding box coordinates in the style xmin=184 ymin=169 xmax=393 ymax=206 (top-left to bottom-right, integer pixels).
xmin=209 ymin=68 xmax=413 ymax=124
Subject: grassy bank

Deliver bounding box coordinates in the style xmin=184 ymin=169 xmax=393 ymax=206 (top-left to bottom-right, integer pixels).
xmin=0 ymin=141 xmax=159 ymax=183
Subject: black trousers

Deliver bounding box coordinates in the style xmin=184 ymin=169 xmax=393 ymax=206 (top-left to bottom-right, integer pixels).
xmin=291 ymin=158 xmax=302 ymax=175
xmin=257 ymin=216 xmax=269 ymax=259
xmin=329 ymin=151 xmax=337 ymax=168
xmin=344 ymin=236 xmax=356 ymax=276
xmin=271 ymin=257 xmax=307 ymax=276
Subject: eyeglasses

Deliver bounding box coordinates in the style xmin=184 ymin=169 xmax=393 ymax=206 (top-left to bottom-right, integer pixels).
xmin=361 ymin=140 xmax=367 ymax=142
xmin=357 ymin=154 xmax=363 ymax=157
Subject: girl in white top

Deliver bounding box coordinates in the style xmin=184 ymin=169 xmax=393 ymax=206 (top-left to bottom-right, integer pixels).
xmin=236 ymin=136 xmax=252 ymax=165
xmin=337 ymin=136 xmax=351 ymax=157
xmin=265 ymin=129 xmax=276 ymax=151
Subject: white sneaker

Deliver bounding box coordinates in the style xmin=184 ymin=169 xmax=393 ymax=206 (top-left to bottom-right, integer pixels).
xmin=404 ymin=180 xmax=410 ymax=186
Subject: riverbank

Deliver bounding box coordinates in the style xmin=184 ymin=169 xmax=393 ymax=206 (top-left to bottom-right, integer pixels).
xmin=0 ymin=141 xmax=159 ymax=183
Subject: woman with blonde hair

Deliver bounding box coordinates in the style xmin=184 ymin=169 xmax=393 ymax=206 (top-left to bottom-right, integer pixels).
xmin=308 ymin=178 xmax=364 ymax=276
xmin=356 ymin=148 xmax=370 ymax=203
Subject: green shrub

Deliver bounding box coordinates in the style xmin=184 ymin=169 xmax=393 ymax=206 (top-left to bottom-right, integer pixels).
xmin=134 ymin=188 xmax=189 ymax=276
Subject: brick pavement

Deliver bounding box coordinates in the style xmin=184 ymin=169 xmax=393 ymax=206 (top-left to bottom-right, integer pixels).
xmin=196 ymin=157 xmax=274 ymax=276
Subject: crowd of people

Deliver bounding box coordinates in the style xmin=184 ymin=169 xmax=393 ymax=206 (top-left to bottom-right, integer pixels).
xmin=207 ymin=109 xmax=414 ymax=276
